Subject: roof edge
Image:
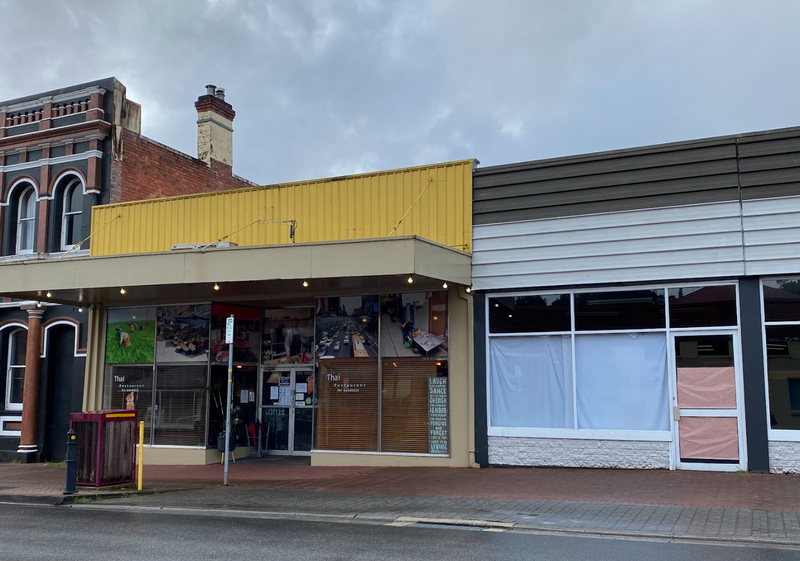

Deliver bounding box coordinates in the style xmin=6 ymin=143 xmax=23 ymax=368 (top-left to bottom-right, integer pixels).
xmin=474 ymin=124 xmax=800 ymax=176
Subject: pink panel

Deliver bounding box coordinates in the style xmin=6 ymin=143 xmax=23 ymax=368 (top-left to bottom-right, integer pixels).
xmin=679 ymin=417 xmax=739 ymax=460
xmin=677 ymin=367 xmax=736 ymax=409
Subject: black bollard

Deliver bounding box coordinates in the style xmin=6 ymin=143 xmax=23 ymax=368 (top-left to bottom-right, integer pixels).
xmin=64 ymin=429 xmax=76 ymax=495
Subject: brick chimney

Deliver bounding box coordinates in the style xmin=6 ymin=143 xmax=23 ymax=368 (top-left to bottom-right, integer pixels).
xmin=195 ymin=84 xmax=235 ymax=167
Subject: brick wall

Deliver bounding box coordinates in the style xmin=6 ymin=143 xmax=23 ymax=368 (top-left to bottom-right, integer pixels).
xmin=111 ymin=129 xmax=255 ymax=204
xmin=768 ymin=441 xmax=800 ymax=474
xmin=488 ymin=436 xmax=670 ymax=469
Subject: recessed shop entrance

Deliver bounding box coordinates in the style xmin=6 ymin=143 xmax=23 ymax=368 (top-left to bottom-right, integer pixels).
xmin=671 ymin=332 xmax=746 ymax=471
xmin=259 ymin=366 xmax=315 ymax=456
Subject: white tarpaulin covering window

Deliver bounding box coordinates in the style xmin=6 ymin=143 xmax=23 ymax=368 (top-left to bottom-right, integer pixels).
xmin=575 ymin=333 xmax=669 ymax=431
xmin=490 ymin=336 xmax=573 ymax=428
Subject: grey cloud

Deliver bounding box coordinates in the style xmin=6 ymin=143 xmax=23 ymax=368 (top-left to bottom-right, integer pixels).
xmin=1 ymin=0 xmax=799 ymax=183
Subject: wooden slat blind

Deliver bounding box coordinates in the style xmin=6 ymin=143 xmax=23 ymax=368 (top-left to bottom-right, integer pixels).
xmin=152 ymin=365 xmax=208 ymax=447
xmin=315 ymin=359 xmax=378 ymax=451
xmin=381 ymin=359 xmax=438 ymax=453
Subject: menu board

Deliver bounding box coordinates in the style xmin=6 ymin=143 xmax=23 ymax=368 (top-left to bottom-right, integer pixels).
xmin=428 ymin=377 xmax=449 ymax=454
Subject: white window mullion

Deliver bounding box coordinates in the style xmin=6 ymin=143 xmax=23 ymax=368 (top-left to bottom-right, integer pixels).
xmin=5 ymin=329 xmax=26 ymax=411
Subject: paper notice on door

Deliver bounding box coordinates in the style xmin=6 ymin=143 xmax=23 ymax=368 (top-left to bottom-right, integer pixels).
xmin=270 ymin=387 xmax=279 ymax=400
xmin=296 ymin=383 xmax=307 ymax=393
xmin=677 ymin=367 xmax=736 ymax=409
xmin=240 ymin=390 xmax=249 ymax=403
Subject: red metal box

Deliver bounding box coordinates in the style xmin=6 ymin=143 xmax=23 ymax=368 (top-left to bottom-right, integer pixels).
xmin=69 ymin=410 xmax=138 ymax=487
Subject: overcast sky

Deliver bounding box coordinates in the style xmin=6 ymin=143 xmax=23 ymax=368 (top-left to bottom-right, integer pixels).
xmin=2 ymin=0 xmax=799 ymax=184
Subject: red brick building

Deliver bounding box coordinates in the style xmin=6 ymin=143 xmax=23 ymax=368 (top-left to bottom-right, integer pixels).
xmin=0 ymin=78 xmax=255 ymax=461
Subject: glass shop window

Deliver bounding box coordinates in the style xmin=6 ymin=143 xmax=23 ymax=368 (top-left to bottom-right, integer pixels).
xmin=315 ymin=359 xmax=378 ymax=452
xmin=381 ymin=359 xmax=449 ymax=454
xmin=574 ymin=289 xmax=665 ymax=331
xmin=489 ymin=336 xmax=573 ymax=428
xmin=668 ymin=285 xmax=737 ymax=328
xmin=102 ymin=365 xmax=154 ymax=443
xmin=763 ymin=280 xmax=800 ymax=323
xmin=489 ymin=294 xmax=570 ymax=334
xmin=765 ymin=326 xmax=800 ymax=430
xmin=152 ymin=365 xmax=208 ymax=447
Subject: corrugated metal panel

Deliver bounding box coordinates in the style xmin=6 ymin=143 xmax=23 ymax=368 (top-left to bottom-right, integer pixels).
xmin=738 ymin=130 xmax=800 ymax=201
xmin=474 ymin=142 xmax=739 ymax=225
xmin=472 ymin=201 xmax=745 ymax=291
xmin=474 ymin=126 xmax=800 ymax=227
xmin=743 ymin=195 xmax=800 ymax=276
xmin=91 ymin=160 xmax=473 ymax=256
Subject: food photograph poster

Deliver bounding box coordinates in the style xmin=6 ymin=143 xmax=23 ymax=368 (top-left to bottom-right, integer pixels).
xmin=156 ymin=305 xmax=211 ymax=362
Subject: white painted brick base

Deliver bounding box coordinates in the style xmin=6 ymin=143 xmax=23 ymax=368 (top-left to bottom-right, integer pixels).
xmin=488 ymin=436 xmax=670 ymax=469
xmin=769 ymin=441 xmax=800 ymax=474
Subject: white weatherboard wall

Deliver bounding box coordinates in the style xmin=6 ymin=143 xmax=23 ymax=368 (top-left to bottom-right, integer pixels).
xmin=474 ymin=195 xmax=800 ymax=291
xmin=488 ymin=436 xmax=670 ymax=469
xmin=743 ymin=195 xmax=800 ymax=276
xmin=473 ymin=201 xmax=746 ymax=291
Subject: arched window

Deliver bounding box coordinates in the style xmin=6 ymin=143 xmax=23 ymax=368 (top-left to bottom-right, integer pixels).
xmin=5 ymin=328 xmax=26 ymax=411
xmin=61 ymin=178 xmax=83 ymax=251
xmin=16 ymin=186 xmax=36 ymax=254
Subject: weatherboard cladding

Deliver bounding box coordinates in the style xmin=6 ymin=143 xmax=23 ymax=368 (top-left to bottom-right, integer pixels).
xmin=473 ymin=126 xmax=800 ymax=224
xmin=472 ymin=126 xmax=800 ymax=290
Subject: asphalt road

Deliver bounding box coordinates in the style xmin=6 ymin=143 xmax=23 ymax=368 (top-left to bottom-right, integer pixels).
xmin=0 ymin=504 xmax=798 ymax=561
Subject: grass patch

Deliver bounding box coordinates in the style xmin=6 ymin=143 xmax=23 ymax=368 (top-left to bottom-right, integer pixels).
xmin=43 ymin=460 xmax=67 ymax=467
xmin=106 ymin=322 xmax=156 ymax=363
xmin=72 ymin=495 xmax=101 ymax=503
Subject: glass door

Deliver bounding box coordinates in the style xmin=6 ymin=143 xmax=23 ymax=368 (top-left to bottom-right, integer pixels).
xmin=293 ymin=370 xmax=315 ymax=454
xmin=671 ymin=332 xmax=746 ymax=471
xmin=260 ymin=367 xmax=315 ymax=455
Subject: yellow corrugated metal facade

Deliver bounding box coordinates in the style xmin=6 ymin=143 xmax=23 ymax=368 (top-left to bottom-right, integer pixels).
xmin=90 ymin=160 xmax=474 ymax=257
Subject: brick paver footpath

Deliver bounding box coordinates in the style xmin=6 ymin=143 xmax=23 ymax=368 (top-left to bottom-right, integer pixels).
xmin=2 ymin=461 xmax=800 ymax=545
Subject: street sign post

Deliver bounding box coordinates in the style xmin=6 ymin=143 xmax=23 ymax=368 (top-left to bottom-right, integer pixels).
xmin=224 ymin=314 xmax=234 ymax=485
xmin=225 ymin=316 xmax=234 ymax=344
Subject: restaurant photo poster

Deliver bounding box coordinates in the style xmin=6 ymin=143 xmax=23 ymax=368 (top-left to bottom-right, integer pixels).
xmin=316 ymin=295 xmax=378 ymax=359
xmin=262 ymin=308 xmax=315 ymax=365
xmin=105 ymin=307 xmax=157 ymax=364
xmin=156 ymin=305 xmax=211 ymax=362
xmin=380 ymin=292 xmax=448 ymax=357
xmin=210 ymin=304 xmax=260 ymax=362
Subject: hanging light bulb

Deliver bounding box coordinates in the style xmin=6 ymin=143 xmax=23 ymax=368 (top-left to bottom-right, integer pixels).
xmin=407 ymin=276 xmax=414 ymax=284
xmin=213 ymin=283 xmax=220 ymax=291
xmin=119 ymin=287 xmax=126 ymax=295
xmin=466 ymin=286 xmax=472 ymax=293
xmin=78 ymin=307 xmax=83 ymax=313
xmin=302 ymin=280 xmax=309 ymax=288
xmin=46 ymin=291 xmax=52 ymax=298
xmin=442 ymin=282 xmax=448 ymax=289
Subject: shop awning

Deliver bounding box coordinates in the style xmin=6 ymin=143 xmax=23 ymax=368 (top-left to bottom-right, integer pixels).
xmin=0 ymin=236 xmax=471 ymax=306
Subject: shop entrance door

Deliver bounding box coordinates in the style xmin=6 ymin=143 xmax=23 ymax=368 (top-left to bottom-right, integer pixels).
xmin=259 ymin=367 xmax=315 ymax=456
xmin=670 ymin=332 xmax=746 ymax=471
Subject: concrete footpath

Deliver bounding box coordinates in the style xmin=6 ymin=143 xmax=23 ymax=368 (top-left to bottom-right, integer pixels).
xmin=3 ymin=459 xmax=800 ymax=546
